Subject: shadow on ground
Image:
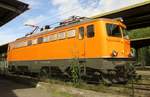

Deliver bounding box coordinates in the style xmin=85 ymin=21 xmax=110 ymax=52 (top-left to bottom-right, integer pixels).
xmin=0 ymin=76 xmax=35 ymax=97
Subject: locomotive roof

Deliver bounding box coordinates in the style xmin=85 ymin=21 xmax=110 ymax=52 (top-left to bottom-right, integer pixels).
xmin=14 ymin=18 xmax=124 ymax=42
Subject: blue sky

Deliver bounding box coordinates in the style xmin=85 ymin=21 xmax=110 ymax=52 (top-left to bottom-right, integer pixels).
xmin=0 ymin=0 xmax=145 ymax=45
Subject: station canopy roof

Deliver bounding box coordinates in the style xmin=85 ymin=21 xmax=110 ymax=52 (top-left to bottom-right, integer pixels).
xmin=0 ymin=44 xmax=8 ymax=54
xmin=0 ymin=0 xmax=28 ymax=53
xmin=0 ymin=0 xmax=29 ymax=27
xmin=131 ymin=37 xmax=150 ymax=49
xmin=92 ymin=1 xmax=150 ymax=30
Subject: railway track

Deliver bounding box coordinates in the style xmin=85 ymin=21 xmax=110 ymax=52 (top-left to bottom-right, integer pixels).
xmin=111 ymin=83 xmax=150 ymax=93
xmin=133 ymin=83 xmax=150 ymax=91
xmin=1 ymin=73 xmax=150 ymax=95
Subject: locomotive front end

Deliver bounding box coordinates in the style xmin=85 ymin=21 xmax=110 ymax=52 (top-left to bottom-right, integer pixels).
xmin=105 ymin=20 xmax=131 ymax=58
xmin=100 ymin=19 xmax=136 ymax=83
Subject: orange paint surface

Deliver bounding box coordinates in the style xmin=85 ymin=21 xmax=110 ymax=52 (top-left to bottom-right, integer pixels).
xmin=7 ymin=19 xmax=131 ymax=61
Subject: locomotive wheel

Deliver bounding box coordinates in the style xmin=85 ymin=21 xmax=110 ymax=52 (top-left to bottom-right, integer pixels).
xmin=39 ymin=68 xmax=49 ymax=80
xmin=113 ymin=72 xmax=128 ymax=84
xmin=101 ymin=74 xmax=112 ymax=86
xmin=117 ymin=77 xmax=128 ymax=84
xmin=101 ymin=70 xmax=121 ymax=85
xmin=111 ymin=77 xmax=118 ymax=84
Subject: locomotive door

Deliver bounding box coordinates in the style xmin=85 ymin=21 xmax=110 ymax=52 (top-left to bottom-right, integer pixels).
xmin=77 ymin=27 xmax=85 ymax=59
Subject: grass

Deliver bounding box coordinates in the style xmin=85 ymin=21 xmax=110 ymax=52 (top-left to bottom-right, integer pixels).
xmin=51 ymin=90 xmax=75 ymax=97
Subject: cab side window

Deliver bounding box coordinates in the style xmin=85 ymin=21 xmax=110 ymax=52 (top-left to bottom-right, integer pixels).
xmin=87 ymin=25 xmax=94 ymax=38
xmin=38 ymin=37 xmax=43 ymax=44
xmin=79 ymin=27 xmax=84 ymax=39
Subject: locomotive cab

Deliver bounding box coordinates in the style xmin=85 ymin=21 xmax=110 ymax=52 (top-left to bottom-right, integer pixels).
xmin=104 ymin=20 xmax=131 ymax=58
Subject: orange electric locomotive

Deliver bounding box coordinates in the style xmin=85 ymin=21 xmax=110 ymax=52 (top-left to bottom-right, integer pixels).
xmin=7 ymin=16 xmax=135 ymax=84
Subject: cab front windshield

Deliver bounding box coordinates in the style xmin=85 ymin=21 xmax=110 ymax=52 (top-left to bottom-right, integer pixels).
xmin=106 ymin=23 xmax=129 ymax=39
xmin=106 ymin=23 xmax=122 ymax=37
xmin=122 ymin=27 xmax=129 ymax=39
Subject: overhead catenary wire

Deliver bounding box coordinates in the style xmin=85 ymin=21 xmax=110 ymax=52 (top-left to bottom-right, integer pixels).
xmin=38 ymin=0 xmax=100 ymax=25
xmin=25 ymin=0 xmax=100 ymax=34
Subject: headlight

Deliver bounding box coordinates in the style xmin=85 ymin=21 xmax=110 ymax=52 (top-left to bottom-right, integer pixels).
xmin=112 ymin=50 xmax=118 ymax=56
